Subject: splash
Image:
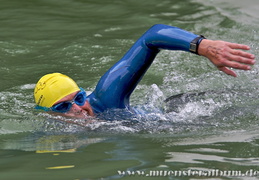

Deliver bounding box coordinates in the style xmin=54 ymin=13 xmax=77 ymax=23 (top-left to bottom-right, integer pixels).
xmin=0 ymin=77 xmax=258 ymax=135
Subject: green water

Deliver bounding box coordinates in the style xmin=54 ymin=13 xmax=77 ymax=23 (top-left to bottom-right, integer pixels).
xmin=0 ymin=0 xmax=258 ymax=179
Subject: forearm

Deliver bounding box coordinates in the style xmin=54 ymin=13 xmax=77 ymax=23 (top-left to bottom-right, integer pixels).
xmin=144 ymin=24 xmax=199 ymax=52
xmin=144 ymin=24 xmax=255 ymax=77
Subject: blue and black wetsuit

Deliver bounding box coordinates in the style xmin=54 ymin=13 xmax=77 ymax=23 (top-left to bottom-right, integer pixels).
xmin=86 ymin=24 xmax=199 ymax=114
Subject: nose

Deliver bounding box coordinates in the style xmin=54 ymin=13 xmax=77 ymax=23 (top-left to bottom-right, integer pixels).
xmin=67 ymin=100 xmax=94 ymax=117
xmin=71 ymin=103 xmax=83 ymax=113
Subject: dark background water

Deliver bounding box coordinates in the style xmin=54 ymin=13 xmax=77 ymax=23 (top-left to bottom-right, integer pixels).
xmin=0 ymin=0 xmax=258 ymax=179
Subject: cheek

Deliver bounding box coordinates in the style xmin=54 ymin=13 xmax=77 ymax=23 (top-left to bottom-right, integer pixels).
xmin=82 ymin=101 xmax=91 ymax=109
xmin=82 ymin=101 xmax=94 ymax=116
xmin=79 ymin=104 xmax=88 ymax=111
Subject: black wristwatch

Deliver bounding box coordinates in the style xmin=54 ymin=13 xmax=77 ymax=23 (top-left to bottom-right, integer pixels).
xmin=189 ymin=35 xmax=206 ymax=55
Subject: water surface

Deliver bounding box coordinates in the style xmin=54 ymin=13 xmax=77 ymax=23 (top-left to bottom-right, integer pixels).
xmin=0 ymin=0 xmax=258 ymax=179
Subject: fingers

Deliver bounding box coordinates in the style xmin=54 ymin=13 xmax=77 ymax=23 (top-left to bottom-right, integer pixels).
xmin=227 ymin=42 xmax=250 ymax=50
xmin=226 ymin=42 xmax=255 ymax=63
xmin=230 ymin=49 xmax=255 ymax=61
xmin=222 ymin=59 xmax=252 ymax=70
xmin=223 ymin=44 xmax=256 ymax=71
xmin=218 ymin=67 xmax=237 ymax=77
xmin=227 ymin=50 xmax=256 ymax=67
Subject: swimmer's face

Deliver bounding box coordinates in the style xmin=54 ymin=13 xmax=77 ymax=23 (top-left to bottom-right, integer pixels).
xmin=52 ymin=91 xmax=94 ymax=118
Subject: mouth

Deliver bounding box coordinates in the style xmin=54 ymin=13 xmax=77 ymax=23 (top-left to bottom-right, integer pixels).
xmin=70 ymin=110 xmax=90 ymax=118
xmin=51 ymin=109 xmax=90 ymax=120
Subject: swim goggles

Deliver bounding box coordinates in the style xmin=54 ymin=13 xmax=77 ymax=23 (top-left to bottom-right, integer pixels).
xmin=35 ymin=87 xmax=87 ymax=113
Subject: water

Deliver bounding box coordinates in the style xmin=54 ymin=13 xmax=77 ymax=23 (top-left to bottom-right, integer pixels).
xmin=0 ymin=0 xmax=258 ymax=179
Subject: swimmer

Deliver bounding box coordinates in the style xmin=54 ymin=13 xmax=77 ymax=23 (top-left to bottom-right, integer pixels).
xmin=34 ymin=24 xmax=256 ymax=118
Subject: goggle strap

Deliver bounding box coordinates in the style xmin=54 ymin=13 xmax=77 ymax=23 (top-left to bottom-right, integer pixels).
xmin=79 ymin=87 xmax=87 ymax=96
xmin=35 ymin=105 xmax=51 ymax=112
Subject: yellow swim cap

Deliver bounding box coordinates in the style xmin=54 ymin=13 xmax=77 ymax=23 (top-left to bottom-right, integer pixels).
xmin=34 ymin=73 xmax=80 ymax=108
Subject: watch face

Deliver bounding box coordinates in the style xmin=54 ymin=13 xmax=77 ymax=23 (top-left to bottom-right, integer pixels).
xmin=190 ymin=43 xmax=196 ymax=52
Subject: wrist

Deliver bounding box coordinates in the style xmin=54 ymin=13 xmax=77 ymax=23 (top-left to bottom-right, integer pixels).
xmin=197 ymin=39 xmax=211 ymax=56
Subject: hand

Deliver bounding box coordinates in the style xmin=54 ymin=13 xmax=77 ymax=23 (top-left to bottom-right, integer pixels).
xmin=198 ymin=39 xmax=256 ymax=77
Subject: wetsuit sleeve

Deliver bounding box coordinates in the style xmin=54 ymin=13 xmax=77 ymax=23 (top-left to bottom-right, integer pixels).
xmin=88 ymin=24 xmax=199 ymax=113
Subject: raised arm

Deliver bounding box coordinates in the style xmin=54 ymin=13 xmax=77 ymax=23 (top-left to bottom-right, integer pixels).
xmin=87 ymin=24 xmax=256 ymax=113
xmin=88 ymin=24 xmax=199 ymax=112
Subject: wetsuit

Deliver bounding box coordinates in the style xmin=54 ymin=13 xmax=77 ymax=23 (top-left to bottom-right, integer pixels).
xmin=86 ymin=24 xmax=199 ymax=114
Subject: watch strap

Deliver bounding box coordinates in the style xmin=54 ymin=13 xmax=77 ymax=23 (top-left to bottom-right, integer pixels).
xmin=190 ymin=35 xmax=206 ymax=55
